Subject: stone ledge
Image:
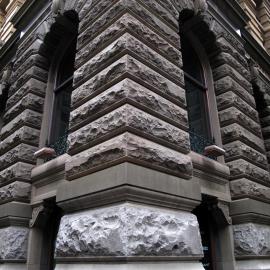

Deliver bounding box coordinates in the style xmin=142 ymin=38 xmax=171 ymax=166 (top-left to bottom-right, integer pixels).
xmin=55 ymin=203 xmax=203 ymax=258
xmin=55 ymin=262 xmax=204 ymax=270
xmin=57 ymin=163 xmax=201 ymax=212
xmin=230 ymin=198 xmax=270 ymax=224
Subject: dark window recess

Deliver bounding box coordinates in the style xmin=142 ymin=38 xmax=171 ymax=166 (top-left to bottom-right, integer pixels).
xmin=181 ymin=36 xmax=214 ymax=155
xmin=47 ymin=39 xmax=77 ymax=156
xmin=194 ymin=199 xmax=218 ymax=270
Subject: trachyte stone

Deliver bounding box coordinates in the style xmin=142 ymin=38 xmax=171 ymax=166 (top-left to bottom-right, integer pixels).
xmin=55 ymin=203 xmax=203 ymax=257
xmin=234 ymin=223 xmax=270 ymax=256
xmin=0 ymin=227 xmax=29 ymax=260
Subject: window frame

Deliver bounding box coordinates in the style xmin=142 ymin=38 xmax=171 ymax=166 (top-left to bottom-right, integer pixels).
xmin=182 ymin=32 xmax=224 ymax=162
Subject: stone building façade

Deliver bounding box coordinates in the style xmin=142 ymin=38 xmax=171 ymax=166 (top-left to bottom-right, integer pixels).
xmin=0 ymin=0 xmax=270 ymax=269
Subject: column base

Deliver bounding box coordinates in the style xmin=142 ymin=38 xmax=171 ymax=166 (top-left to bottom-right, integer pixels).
xmin=55 ymin=262 xmax=204 ymax=270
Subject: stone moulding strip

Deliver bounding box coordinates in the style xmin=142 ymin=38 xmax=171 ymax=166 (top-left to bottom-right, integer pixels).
xmin=55 ymin=256 xmax=203 ymax=263
xmin=235 ymin=255 xmax=270 ymax=260
xmin=57 ymin=185 xmax=200 ymax=214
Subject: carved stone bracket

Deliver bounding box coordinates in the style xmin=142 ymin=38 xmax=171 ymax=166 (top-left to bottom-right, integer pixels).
xmin=30 ymin=203 xmax=54 ymax=228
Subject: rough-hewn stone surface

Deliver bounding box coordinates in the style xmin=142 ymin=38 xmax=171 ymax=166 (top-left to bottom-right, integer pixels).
xmin=0 ymin=227 xmax=29 ymax=260
xmin=0 ymin=163 xmax=34 ymax=185
xmin=230 ymin=179 xmax=270 ymax=201
xmin=55 ymin=203 xmax=203 ymax=257
xmin=69 ymin=104 xmax=189 ymax=154
xmin=66 ymin=133 xmax=192 ymax=179
xmin=71 ymin=79 xmax=187 ymax=130
xmin=227 ymin=159 xmax=269 ymax=184
xmin=234 ymin=223 xmax=270 ymax=256
xmin=0 ymin=182 xmax=31 ymax=202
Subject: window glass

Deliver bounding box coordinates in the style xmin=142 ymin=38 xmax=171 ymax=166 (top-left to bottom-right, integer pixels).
xmin=181 ymin=36 xmax=213 ymax=154
xmin=48 ymin=38 xmax=76 ymax=155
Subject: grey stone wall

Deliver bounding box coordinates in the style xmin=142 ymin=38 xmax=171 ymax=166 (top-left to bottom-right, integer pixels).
xmin=0 ymin=227 xmax=29 ymax=260
xmin=55 ymin=203 xmax=203 ymax=258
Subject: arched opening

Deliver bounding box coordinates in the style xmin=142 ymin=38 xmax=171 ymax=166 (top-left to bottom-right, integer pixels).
xmin=38 ymin=11 xmax=79 ymax=158
xmin=181 ymin=35 xmax=212 ymax=154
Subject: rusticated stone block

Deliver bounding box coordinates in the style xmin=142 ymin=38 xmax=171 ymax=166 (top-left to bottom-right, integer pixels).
xmin=216 ymin=91 xmax=258 ymax=121
xmin=1 ymin=110 xmax=42 ymax=140
xmin=224 ymin=141 xmax=268 ymax=168
xmin=0 ymin=144 xmax=37 ymax=170
xmin=219 ymin=107 xmax=261 ymax=137
xmin=0 ymin=182 xmax=31 ymax=203
xmin=0 ymin=227 xmax=29 ymax=260
xmin=213 ymin=64 xmax=251 ymax=93
xmin=76 ymin=33 xmax=182 ymax=88
xmin=55 ymin=203 xmax=203 ymax=257
xmin=76 ymin=13 xmax=181 ymax=68
xmin=230 ymin=179 xmax=270 ymax=201
xmin=215 ymin=77 xmax=255 ymax=108
xmin=78 ymin=0 xmax=179 ymax=49
xmin=73 ymin=56 xmax=185 ymax=107
xmin=71 ymin=79 xmax=187 ymax=130
xmin=227 ymin=159 xmax=269 ymax=184
xmin=0 ymin=163 xmax=34 ymax=185
xmin=69 ymin=104 xmax=189 ymax=154
xmin=7 ymin=78 xmax=46 ymax=110
xmin=9 ymin=66 xmax=48 ymax=97
xmin=66 ymin=133 xmax=192 ymax=180
xmin=234 ymin=223 xmax=270 ymax=256
xmin=213 ymin=52 xmax=249 ymax=80
xmin=221 ymin=124 xmax=265 ymax=152
xmin=0 ymin=127 xmax=40 ymax=155
xmin=4 ymin=94 xmax=44 ymax=123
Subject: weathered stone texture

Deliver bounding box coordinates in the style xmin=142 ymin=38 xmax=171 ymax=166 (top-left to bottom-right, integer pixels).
xmin=66 ymin=133 xmax=192 ymax=180
xmin=0 ymin=227 xmax=29 ymax=260
xmin=76 ymin=13 xmax=181 ymax=68
xmin=0 ymin=163 xmax=34 ymax=185
xmin=0 ymin=127 xmax=40 ymax=155
xmin=234 ymin=223 xmax=270 ymax=256
xmin=215 ymin=77 xmax=256 ymax=108
xmin=4 ymin=94 xmax=44 ymax=123
xmin=221 ymin=124 xmax=265 ymax=152
xmin=76 ymin=33 xmax=182 ymax=90
xmin=227 ymin=159 xmax=269 ymax=184
xmin=68 ymin=104 xmax=189 ymax=154
xmin=71 ymin=79 xmax=187 ymax=130
xmin=55 ymin=203 xmax=203 ymax=257
xmin=230 ymin=179 xmax=270 ymax=201
xmin=6 ymin=78 xmax=46 ymax=110
xmin=224 ymin=141 xmax=268 ymax=168
xmin=217 ymin=91 xmax=258 ymax=122
xmin=73 ymin=57 xmax=185 ymax=108
xmin=219 ymin=107 xmax=261 ymax=137
xmin=1 ymin=110 xmax=42 ymax=140
xmin=0 ymin=144 xmax=37 ymax=170
xmin=0 ymin=182 xmax=31 ymax=203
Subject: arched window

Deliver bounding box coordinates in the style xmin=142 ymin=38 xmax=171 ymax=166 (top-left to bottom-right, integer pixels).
xmin=182 ymin=35 xmax=214 ymax=155
xmin=48 ymin=38 xmax=77 ymax=156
